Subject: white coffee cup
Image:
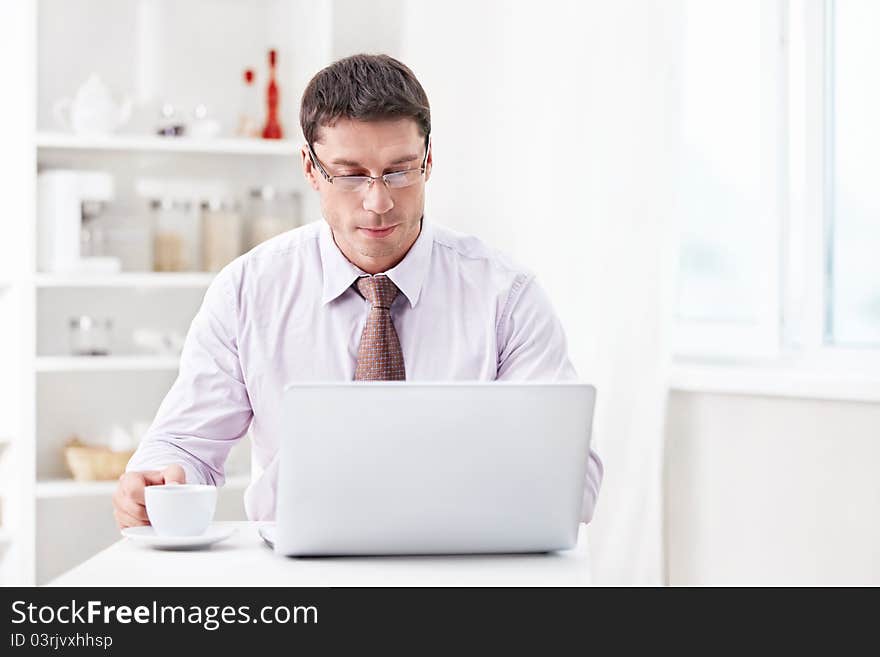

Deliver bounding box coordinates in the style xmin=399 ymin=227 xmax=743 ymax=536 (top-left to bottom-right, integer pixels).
xmin=144 ymin=484 xmax=217 ymax=537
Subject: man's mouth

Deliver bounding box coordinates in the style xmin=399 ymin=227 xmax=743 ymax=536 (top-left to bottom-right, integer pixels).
xmin=358 ymin=225 xmax=397 ymax=238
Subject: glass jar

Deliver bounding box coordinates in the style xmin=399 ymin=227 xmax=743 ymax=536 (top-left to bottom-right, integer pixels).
xmin=105 ymin=221 xmax=153 ymax=271
xmin=201 ymin=198 xmax=242 ymax=272
xmin=245 ymin=186 xmax=299 ymax=250
xmin=151 ymin=198 xmax=199 ymax=272
xmin=69 ymin=316 xmax=112 ymax=356
xmin=103 ymin=207 xmax=153 ymax=272
xmin=79 ymin=200 xmax=108 ymax=258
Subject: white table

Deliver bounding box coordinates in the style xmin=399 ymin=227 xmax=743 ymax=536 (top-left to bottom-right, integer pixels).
xmin=50 ymin=522 xmax=592 ymax=587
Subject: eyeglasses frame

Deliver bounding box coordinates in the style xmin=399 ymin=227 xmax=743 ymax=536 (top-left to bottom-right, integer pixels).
xmin=306 ymin=133 xmax=431 ymax=191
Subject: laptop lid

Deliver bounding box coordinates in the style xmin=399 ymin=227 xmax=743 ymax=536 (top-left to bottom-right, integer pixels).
xmin=275 ymin=382 xmax=595 ymax=556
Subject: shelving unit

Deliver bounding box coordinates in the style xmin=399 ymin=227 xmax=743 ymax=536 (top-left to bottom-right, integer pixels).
xmin=36 ymin=132 xmax=301 ymax=156
xmin=35 ymin=272 xmax=215 ymax=288
xmin=0 ymin=0 xmax=335 ymax=585
xmin=35 ymin=356 xmax=180 ymax=373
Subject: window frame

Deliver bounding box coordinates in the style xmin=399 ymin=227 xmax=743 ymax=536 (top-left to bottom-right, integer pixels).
xmin=675 ymin=0 xmax=880 ymax=374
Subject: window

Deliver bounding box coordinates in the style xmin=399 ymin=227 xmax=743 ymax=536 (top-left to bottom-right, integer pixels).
xmin=675 ymin=0 xmax=880 ymax=362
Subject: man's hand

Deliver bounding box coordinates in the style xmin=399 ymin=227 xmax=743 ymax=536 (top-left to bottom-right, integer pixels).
xmin=112 ymin=465 xmax=187 ymax=529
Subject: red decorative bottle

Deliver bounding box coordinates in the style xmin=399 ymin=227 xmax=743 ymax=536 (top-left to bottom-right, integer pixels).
xmin=262 ymin=49 xmax=283 ymax=140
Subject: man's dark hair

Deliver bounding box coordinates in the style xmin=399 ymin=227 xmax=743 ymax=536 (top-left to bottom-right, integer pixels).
xmin=300 ymin=54 xmax=431 ymax=146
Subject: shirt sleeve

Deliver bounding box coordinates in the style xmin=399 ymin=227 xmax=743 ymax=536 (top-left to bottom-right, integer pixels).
xmin=496 ymin=274 xmax=604 ymax=525
xmin=125 ymin=267 xmax=253 ymax=485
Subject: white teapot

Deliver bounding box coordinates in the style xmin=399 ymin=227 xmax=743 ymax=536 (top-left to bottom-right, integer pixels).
xmin=53 ymin=74 xmax=132 ymax=135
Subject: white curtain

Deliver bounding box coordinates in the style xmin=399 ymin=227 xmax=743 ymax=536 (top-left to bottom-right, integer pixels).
xmin=400 ymin=0 xmax=683 ymax=584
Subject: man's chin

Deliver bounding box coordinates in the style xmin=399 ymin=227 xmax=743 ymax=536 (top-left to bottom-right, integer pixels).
xmin=356 ymin=244 xmax=397 ymax=260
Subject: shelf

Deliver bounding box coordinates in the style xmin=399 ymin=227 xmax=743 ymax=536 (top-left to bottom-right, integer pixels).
xmin=36 ymin=474 xmax=250 ymax=499
xmin=36 ymin=132 xmax=300 ymax=157
xmin=36 ymin=272 xmax=216 ymax=289
xmin=35 ymin=356 xmax=180 ymax=373
xmin=36 ymin=479 xmax=118 ymax=498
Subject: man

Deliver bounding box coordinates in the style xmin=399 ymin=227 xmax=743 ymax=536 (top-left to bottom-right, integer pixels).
xmin=114 ymin=54 xmax=602 ymax=529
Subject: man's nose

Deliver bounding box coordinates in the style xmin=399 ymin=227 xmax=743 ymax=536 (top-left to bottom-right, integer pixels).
xmin=362 ymin=179 xmax=394 ymax=215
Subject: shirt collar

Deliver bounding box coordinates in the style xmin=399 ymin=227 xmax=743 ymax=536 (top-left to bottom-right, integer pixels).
xmin=319 ymin=218 xmax=434 ymax=308
xmin=319 ymin=220 xmax=365 ymax=305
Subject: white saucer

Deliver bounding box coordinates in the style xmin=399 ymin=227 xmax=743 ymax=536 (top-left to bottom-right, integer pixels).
xmin=121 ymin=525 xmax=237 ymax=550
xmin=258 ymin=523 xmax=276 ymax=549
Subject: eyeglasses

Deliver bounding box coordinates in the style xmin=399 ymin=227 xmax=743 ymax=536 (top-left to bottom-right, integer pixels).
xmin=307 ymin=134 xmax=430 ymax=193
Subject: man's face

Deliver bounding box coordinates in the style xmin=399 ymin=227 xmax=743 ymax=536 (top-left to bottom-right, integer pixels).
xmin=301 ymin=117 xmax=432 ymax=274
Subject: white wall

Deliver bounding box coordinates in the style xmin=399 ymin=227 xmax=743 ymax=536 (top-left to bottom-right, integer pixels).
xmin=331 ymin=0 xmax=403 ymax=59
xmin=666 ymin=391 xmax=880 ymax=585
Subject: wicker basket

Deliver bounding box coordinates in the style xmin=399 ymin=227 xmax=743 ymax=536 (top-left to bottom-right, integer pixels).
xmin=63 ymin=439 xmax=135 ymax=481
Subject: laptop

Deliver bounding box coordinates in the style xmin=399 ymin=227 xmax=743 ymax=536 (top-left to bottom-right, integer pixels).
xmin=267 ymin=382 xmax=595 ymax=556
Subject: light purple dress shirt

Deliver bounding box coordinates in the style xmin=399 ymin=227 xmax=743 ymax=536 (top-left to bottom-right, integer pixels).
xmin=127 ymin=218 xmax=603 ymax=523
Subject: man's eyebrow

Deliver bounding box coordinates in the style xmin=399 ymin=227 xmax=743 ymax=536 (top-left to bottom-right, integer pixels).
xmin=330 ymin=154 xmax=420 ymax=167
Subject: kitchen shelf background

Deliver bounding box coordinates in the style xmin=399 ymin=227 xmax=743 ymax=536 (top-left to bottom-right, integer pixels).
xmin=37 ymin=286 xmax=204 ymax=356
xmin=35 ymin=272 xmax=216 ymax=288
xmin=1 ymin=0 xmax=335 ymax=585
xmin=36 ymin=132 xmax=302 ymax=156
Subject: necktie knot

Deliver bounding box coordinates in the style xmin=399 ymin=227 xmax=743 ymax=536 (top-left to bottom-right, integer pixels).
xmin=356 ymin=275 xmax=399 ymax=310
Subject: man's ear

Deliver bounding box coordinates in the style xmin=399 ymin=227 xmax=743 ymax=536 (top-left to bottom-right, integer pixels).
xmin=301 ymin=145 xmax=320 ymax=191
xmin=424 ymin=142 xmax=433 ymax=183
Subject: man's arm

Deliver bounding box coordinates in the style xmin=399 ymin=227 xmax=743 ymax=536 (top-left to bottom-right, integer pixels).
xmin=496 ymin=274 xmax=603 ymax=525
xmin=125 ymin=266 xmax=254 ymax=486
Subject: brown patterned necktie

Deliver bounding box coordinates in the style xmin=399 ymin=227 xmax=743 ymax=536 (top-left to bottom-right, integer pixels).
xmin=354 ymin=275 xmax=406 ymax=381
